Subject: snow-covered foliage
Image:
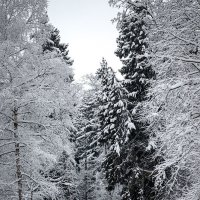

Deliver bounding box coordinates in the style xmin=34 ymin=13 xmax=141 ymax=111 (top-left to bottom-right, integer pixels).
xmin=42 ymin=150 xmax=79 ymax=199
xmin=0 ymin=0 xmax=79 ymax=199
xmin=43 ymin=27 xmax=74 ymax=69
xmin=115 ymin=3 xmax=155 ymax=102
xmin=95 ymin=60 xmax=138 ymax=196
xmin=75 ymin=73 xmax=114 ymax=200
xmin=141 ymin=0 xmax=200 ymax=199
xmin=97 ymin=59 xmax=135 ymax=154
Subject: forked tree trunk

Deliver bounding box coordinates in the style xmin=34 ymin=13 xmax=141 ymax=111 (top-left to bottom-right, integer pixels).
xmin=13 ymin=101 xmax=23 ymax=200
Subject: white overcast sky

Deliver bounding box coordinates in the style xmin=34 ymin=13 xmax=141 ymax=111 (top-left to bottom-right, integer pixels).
xmin=48 ymin=0 xmax=121 ymax=80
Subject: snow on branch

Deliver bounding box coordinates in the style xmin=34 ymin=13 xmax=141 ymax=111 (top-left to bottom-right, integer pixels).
xmin=175 ymin=56 xmax=200 ymax=64
xmin=0 ymin=138 xmax=13 ymax=141
xmin=192 ymin=63 xmax=200 ymax=72
xmin=167 ymin=31 xmax=199 ymax=47
xmin=21 ymin=173 xmax=40 ymax=185
xmin=126 ymin=0 xmax=146 ymax=9
xmin=153 ymin=54 xmax=200 ymax=65
xmin=0 ymin=112 xmax=13 ymax=121
xmin=0 ymin=179 xmax=21 ymax=186
xmin=0 ymin=150 xmax=15 ymax=157
xmin=15 ymin=70 xmax=49 ymax=88
xmin=7 ymin=48 xmax=27 ymax=58
xmin=18 ymin=120 xmax=47 ymax=129
xmin=0 ymin=161 xmax=13 ymax=165
xmin=0 ymin=141 xmax=15 ymax=148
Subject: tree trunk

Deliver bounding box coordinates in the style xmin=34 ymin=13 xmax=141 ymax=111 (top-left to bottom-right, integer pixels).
xmin=13 ymin=100 xmax=23 ymax=200
xmin=84 ymin=157 xmax=88 ymax=200
xmin=30 ymin=190 xmax=33 ymax=200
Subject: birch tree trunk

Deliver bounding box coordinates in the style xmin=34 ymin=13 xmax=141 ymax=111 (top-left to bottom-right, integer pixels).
xmin=13 ymin=100 xmax=23 ymax=200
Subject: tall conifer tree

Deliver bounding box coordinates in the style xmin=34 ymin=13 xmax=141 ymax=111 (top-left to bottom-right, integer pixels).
xmin=97 ymin=59 xmax=137 ymax=195
xmin=107 ymin=1 xmax=156 ymax=199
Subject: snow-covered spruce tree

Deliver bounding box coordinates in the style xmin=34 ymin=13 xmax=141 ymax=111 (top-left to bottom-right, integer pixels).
xmin=43 ymin=27 xmax=74 ymax=70
xmin=96 ymin=59 xmax=135 ymax=193
xmin=115 ymin=2 xmax=155 ymax=102
xmin=75 ymin=73 xmax=113 ymax=200
xmin=141 ymin=0 xmax=200 ymax=199
xmin=0 ymin=0 xmax=78 ymax=199
xmin=107 ymin=1 xmax=156 ymax=199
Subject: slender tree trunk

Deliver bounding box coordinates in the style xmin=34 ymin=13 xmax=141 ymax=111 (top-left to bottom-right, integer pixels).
xmin=13 ymin=100 xmax=23 ymax=200
xmin=30 ymin=190 xmax=33 ymax=200
xmin=84 ymin=156 xmax=88 ymax=200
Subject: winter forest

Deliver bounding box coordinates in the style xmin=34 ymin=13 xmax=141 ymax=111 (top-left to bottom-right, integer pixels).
xmin=0 ymin=0 xmax=200 ymax=199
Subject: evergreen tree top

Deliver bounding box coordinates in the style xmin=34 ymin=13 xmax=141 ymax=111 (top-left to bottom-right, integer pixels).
xmin=43 ymin=27 xmax=74 ymax=67
xmin=115 ymin=7 xmax=155 ymax=102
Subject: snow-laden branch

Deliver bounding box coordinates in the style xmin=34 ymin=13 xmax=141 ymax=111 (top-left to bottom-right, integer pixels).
xmin=17 ymin=100 xmax=36 ymax=109
xmin=21 ymin=173 xmax=40 ymax=184
xmin=31 ymin=134 xmax=48 ymax=141
xmin=0 ymin=141 xmax=15 ymax=148
xmin=192 ymin=63 xmax=200 ymax=72
xmin=176 ymin=56 xmax=200 ymax=64
xmin=126 ymin=0 xmax=146 ymax=9
xmin=153 ymin=54 xmax=200 ymax=65
xmin=18 ymin=120 xmax=47 ymax=129
xmin=0 ymin=161 xmax=13 ymax=165
xmin=0 ymin=179 xmax=21 ymax=186
xmin=48 ymin=176 xmax=63 ymax=183
xmin=0 ymin=150 xmax=15 ymax=157
xmin=7 ymin=48 xmax=27 ymax=58
xmin=0 ymin=112 xmax=13 ymax=121
xmin=138 ymin=166 xmax=154 ymax=174
xmin=167 ymin=31 xmax=199 ymax=47
xmin=15 ymin=71 xmax=48 ymax=88
xmin=0 ymin=138 xmax=13 ymax=141
xmin=4 ymin=128 xmax=16 ymax=135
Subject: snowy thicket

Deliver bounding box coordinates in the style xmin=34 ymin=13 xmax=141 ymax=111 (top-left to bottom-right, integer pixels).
xmin=141 ymin=0 xmax=200 ymax=199
xmin=0 ymin=0 xmax=79 ymax=199
xmin=96 ymin=60 xmax=135 ymax=192
xmin=75 ymin=72 xmax=115 ymax=200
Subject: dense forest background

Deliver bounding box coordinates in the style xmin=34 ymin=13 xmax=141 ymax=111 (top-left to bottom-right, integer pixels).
xmin=0 ymin=0 xmax=200 ymax=200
